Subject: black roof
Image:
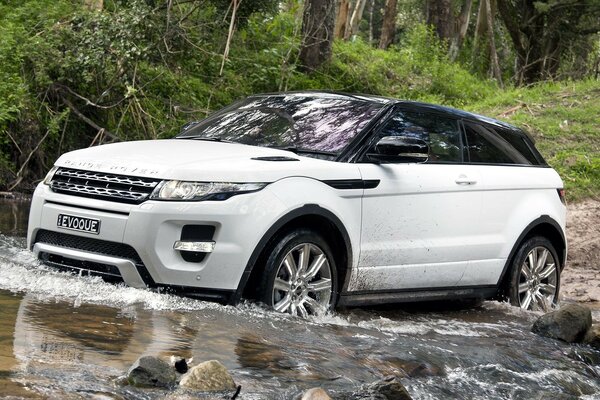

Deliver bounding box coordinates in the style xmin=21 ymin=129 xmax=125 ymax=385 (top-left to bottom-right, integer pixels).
xmin=251 ymin=90 xmax=520 ymax=133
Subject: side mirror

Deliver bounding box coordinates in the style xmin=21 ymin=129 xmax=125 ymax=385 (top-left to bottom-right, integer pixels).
xmin=367 ymin=136 xmax=429 ymax=163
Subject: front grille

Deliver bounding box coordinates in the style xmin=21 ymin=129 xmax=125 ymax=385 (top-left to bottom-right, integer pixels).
xmin=50 ymin=167 xmax=161 ymax=204
xmin=35 ymin=229 xmax=143 ymax=263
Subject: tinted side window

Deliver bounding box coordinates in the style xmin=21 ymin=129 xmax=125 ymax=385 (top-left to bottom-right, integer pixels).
xmin=464 ymin=123 xmax=531 ymax=165
xmin=494 ymin=128 xmax=540 ymax=165
xmin=376 ymin=111 xmax=462 ymax=162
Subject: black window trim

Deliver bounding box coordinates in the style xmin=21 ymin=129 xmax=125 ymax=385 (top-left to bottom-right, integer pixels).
xmin=460 ymin=120 xmax=550 ymax=168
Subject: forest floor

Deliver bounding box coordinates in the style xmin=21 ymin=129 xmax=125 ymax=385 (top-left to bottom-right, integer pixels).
xmin=562 ymin=198 xmax=600 ymax=303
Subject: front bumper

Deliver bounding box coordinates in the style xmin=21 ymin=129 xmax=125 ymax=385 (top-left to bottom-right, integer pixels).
xmin=27 ymin=183 xmax=287 ymax=303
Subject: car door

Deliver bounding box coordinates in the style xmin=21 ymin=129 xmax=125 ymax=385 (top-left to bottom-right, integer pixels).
xmin=456 ymin=122 xmax=548 ymax=286
xmin=349 ymin=107 xmax=483 ymax=292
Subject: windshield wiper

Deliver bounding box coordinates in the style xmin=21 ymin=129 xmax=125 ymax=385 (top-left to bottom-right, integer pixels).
xmin=269 ymin=146 xmax=337 ymax=157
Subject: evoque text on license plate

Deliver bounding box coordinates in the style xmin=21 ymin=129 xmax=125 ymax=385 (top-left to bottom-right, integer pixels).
xmin=57 ymin=214 xmax=100 ymax=234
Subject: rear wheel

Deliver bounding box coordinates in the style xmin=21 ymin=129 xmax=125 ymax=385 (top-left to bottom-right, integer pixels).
xmin=508 ymin=236 xmax=560 ymax=311
xmin=258 ymin=229 xmax=337 ymax=317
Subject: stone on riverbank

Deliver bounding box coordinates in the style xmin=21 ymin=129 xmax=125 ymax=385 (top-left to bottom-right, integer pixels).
xmin=300 ymin=387 xmax=332 ymax=400
xmin=127 ymin=356 xmax=178 ymax=388
xmin=348 ymin=377 xmax=412 ymax=400
xmin=531 ymin=303 xmax=592 ymax=343
xmin=179 ymin=360 xmax=236 ymax=391
xmin=584 ymin=325 xmax=600 ymax=350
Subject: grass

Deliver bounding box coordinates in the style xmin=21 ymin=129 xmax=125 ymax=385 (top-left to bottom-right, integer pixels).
xmin=465 ymin=80 xmax=600 ymax=202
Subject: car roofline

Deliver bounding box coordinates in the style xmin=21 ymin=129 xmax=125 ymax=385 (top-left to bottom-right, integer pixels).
xmin=247 ymin=91 xmax=524 ymax=133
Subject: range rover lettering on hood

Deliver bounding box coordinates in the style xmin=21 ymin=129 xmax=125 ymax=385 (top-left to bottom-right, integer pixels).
xmin=61 ymin=159 xmax=160 ymax=176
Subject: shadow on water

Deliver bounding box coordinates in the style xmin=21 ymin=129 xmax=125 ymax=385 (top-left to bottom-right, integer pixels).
xmin=0 ymin=199 xmax=599 ymax=399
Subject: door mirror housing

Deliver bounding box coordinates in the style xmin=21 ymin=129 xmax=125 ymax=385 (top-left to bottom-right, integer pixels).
xmin=367 ymin=136 xmax=429 ymax=163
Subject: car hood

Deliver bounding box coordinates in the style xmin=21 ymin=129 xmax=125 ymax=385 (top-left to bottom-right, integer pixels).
xmin=55 ymin=139 xmax=361 ymax=182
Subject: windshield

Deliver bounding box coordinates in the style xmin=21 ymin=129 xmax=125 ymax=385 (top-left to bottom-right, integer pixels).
xmin=176 ymin=95 xmax=384 ymax=155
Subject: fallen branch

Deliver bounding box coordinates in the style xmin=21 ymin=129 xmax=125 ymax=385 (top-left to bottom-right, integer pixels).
xmin=498 ymin=102 xmax=526 ymax=117
xmin=219 ymin=0 xmax=242 ymax=76
xmin=8 ymin=128 xmax=51 ymax=191
xmin=4 ymin=130 xmax=23 ymax=155
xmin=62 ymin=97 xmax=120 ymax=142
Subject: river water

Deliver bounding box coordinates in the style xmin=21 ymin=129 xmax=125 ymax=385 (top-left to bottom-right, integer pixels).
xmin=0 ymin=199 xmax=599 ymax=399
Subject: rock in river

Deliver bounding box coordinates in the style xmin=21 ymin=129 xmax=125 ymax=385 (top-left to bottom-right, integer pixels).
xmin=347 ymin=377 xmax=412 ymax=400
xmin=532 ymin=303 xmax=592 ymax=343
xmin=300 ymin=387 xmax=332 ymax=400
xmin=127 ymin=356 xmax=177 ymax=388
xmin=179 ymin=360 xmax=236 ymax=391
xmin=584 ymin=325 xmax=600 ymax=350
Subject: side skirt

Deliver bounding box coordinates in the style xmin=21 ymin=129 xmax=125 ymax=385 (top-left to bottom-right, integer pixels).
xmin=338 ymin=285 xmax=498 ymax=307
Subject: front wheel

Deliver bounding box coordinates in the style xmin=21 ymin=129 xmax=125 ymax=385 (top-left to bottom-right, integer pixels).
xmin=257 ymin=229 xmax=337 ymax=317
xmin=507 ymin=236 xmax=560 ymax=311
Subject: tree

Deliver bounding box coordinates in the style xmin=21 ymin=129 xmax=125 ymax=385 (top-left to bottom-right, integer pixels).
xmin=334 ymin=0 xmax=351 ymax=39
xmin=346 ymin=0 xmax=368 ymax=39
xmin=473 ymin=0 xmax=503 ymax=85
xmin=378 ymin=0 xmax=397 ymax=48
xmin=300 ymin=0 xmax=336 ymax=71
xmin=426 ymin=0 xmax=453 ymax=41
xmin=497 ymin=0 xmax=600 ymax=84
xmin=448 ymin=0 xmax=473 ymax=60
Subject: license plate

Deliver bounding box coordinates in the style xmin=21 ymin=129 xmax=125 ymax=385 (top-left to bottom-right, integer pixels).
xmin=57 ymin=214 xmax=101 ymax=234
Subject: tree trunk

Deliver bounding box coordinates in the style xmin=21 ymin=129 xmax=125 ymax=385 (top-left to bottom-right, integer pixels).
xmin=346 ymin=0 xmax=367 ymax=39
xmin=426 ymin=0 xmax=453 ymax=41
xmin=368 ymin=0 xmax=375 ymax=43
xmin=300 ymin=0 xmax=336 ymax=71
xmin=378 ymin=0 xmax=397 ymax=49
xmin=484 ymin=0 xmax=503 ymax=86
xmin=334 ymin=0 xmax=351 ymax=39
xmin=448 ymin=0 xmax=473 ymax=61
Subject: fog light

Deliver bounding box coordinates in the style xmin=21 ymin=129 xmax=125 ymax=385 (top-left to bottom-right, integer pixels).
xmin=173 ymin=241 xmax=215 ymax=253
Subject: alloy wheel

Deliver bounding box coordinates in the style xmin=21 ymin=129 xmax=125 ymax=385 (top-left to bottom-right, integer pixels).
xmin=272 ymin=243 xmax=333 ymax=317
xmin=518 ymin=246 xmax=558 ymax=311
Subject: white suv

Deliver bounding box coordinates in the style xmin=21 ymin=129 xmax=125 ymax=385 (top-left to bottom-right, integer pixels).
xmin=27 ymin=92 xmax=566 ymax=316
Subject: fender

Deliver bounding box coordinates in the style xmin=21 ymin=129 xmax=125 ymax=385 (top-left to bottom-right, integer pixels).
xmin=230 ymin=204 xmax=353 ymax=305
xmin=495 ymin=215 xmax=566 ymax=288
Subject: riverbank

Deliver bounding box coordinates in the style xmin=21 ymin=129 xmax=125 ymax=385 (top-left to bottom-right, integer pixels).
xmin=562 ymin=198 xmax=600 ymax=303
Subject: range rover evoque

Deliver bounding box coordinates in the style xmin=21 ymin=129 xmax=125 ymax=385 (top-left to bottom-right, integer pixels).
xmin=27 ymin=92 xmax=567 ymax=316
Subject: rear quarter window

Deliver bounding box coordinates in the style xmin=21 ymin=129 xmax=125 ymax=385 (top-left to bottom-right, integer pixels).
xmin=494 ymin=128 xmax=542 ymax=165
xmin=463 ymin=122 xmax=532 ymax=165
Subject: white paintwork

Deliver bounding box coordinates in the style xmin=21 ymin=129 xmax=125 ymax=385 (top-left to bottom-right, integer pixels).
xmin=457 ymin=165 xmax=565 ymax=285
xmin=351 ymin=163 xmax=483 ymax=291
xmin=56 ymin=139 xmax=359 ymax=182
xmin=27 ymin=131 xmax=566 ymax=304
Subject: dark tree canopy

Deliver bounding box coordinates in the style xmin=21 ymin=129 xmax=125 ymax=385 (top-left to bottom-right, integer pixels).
xmin=497 ymin=0 xmax=600 ymax=83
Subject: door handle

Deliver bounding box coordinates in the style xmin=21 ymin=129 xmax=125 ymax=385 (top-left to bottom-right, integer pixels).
xmin=455 ymin=175 xmax=477 ymax=185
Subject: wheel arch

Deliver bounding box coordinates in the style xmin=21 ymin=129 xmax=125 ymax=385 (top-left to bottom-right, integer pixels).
xmin=231 ymin=204 xmax=353 ymax=304
xmin=496 ymin=215 xmax=566 ymax=296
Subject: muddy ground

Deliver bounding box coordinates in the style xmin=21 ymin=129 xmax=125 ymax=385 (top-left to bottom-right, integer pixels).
xmin=562 ymin=199 xmax=600 ymax=303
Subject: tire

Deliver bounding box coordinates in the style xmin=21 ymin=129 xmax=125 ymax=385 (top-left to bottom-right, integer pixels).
xmin=507 ymin=236 xmax=561 ymax=311
xmin=257 ymin=229 xmax=338 ymax=317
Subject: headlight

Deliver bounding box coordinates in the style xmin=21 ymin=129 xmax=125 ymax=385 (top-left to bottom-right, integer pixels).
xmin=150 ymin=180 xmax=267 ymax=201
xmin=42 ymin=166 xmax=58 ymax=185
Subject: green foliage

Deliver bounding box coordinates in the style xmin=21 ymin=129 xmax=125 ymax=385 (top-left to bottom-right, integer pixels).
xmin=0 ymin=1 xmax=597 ymax=202
xmin=288 ymin=25 xmax=497 ymax=107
